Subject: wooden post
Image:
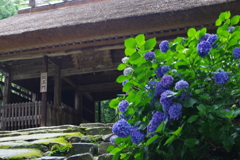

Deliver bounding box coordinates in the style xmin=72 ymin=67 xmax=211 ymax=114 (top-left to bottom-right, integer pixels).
xmin=75 ymin=90 xmax=82 ymax=124
xmin=98 ymin=101 xmax=101 ymax=122
xmin=54 ymin=66 xmax=61 ymax=125
xmin=40 ymin=56 xmax=48 ymax=126
xmin=3 ymin=72 xmax=12 ymax=105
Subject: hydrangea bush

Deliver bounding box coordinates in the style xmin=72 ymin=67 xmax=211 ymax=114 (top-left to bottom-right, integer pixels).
xmin=108 ymin=11 xmax=240 ymax=160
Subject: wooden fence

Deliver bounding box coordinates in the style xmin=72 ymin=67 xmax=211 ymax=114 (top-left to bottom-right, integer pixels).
xmin=0 ymin=101 xmax=79 ymax=131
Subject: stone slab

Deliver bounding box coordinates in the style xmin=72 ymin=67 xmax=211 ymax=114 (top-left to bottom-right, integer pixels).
xmin=67 ymin=153 xmax=94 ymax=160
xmin=37 ymin=156 xmax=67 ymax=160
xmin=98 ymin=142 xmax=112 ymax=155
xmin=86 ymin=127 xmax=112 ymax=135
xmin=0 ymin=149 xmax=41 ymax=158
xmin=97 ymin=154 xmax=113 ymax=160
xmin=71 ymin=143 xmax=97 ymax=155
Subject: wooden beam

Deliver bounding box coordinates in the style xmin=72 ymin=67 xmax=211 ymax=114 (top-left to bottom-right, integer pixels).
xmin=0 ymin=64 xmax=10 ymax=73
xmin=78 ymin=82 xmax=122 ymax=92
xmin=54 ymin=65 xmax=61 ymax=125
xmin=12 ymin=64 xmax=119 ymax=80
xmin=62 ymin=76 xmax=78 ymax=88
xmin=2 ymin=72 xmax=12 ymax=104
xmin=41 ymin=56 xmax=48 ymax=127
xmin=48 ymin=57 xmax=60 ymax=67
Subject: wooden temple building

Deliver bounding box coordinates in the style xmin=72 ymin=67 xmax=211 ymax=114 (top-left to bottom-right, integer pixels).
xmin=0 ymin=0 xmax=239 ymax=130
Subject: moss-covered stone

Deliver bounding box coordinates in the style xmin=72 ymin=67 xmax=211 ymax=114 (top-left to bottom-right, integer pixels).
xmin=0 ymin=149 xmax=42 ymax=159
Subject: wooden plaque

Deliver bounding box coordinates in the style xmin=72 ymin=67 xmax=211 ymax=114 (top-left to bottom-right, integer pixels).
xmin=40 ymin=72 xmax=47 ymax=92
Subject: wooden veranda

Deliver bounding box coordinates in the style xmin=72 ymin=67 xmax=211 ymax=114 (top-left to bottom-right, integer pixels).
xmin=0 ymin=0 xmax=239 ymax=130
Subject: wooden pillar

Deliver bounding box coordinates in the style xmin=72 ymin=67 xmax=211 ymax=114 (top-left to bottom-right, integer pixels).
xmin=75 ymin=90 xmax=82 ymax=124
xmin=54 ymin=66 xmax=61 ymax=125
xmin=3 ymin=72 xmax=12 ymax=105
xmin=98 ymin=102 xmax=101 ymax=122
xmin=40 ymin=56 xmax=48 ymax=127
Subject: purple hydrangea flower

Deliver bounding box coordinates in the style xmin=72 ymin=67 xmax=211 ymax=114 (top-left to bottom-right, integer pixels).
xmin=175 ymin=80 xmax=189 ymax=90
xmin=112 ymin=119 xmax=131 ymax=138
xmin=159 ymin=40 xmax=170 ymax=53
xmin=130 ymin=127 xmax=145 ymax=144
xmin=160 ymin=75 xmax=174 ymax=88
xmin=110 ymin=135 xmax=118 ymax=144
xmin=169 ymin=103 xmax=182 ymax=120
xmin=177 ymin=92 xmax=191 ymax=100
xmin=118 ymin=100 xmax=129 ymax=113
xmin=197 ymin=41 xmax=212 ymax=57
xmin=207 ymin=34 xmax=218 ymax=48
xmin=146 ymin=80 xmax=158 ymax=90
xmin=122 ymin=80 xmax=128 ymax=86
xmin=120 ymin=114 xmax=125 ymax=119
xmin=156 ymin=65 xmax=170 ymax=78
xmin=150 ymin=94 xmax=158 ymax=106
xmin=213 ymin=71 xmax=229 ymax=85
xmin=123 ymin=67 xmax=133 ymax=76
xmin=144 ymin=51 xmax=156 ymax=60
xmin=155 ymin=82 xmax=166 ymax=96
xmin=233 ymin=47 xmax=240 ymax=59
xmin=121 ymin=57 xmax=129 ymax=64
xmin=228 ymin=26 xmax=235 ymax=33
xmin=200 ymin=33 xmax=210 ymax=42
xmin=147 ymin=111 xmax=168 ymax=137
xmin=238 ymin=64 xmax=240 ymax=68
xmin=160 ymin=90 xmax=175 ymax=112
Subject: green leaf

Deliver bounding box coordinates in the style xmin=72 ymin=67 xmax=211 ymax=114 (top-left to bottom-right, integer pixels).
xmin=127 ymin=108 xmax=134 ymax=114
xmin=187 ymin=28 xmax=196 ymax=37
xmin=194 ymin=89 xmax=202 ymax=94
xmin=145 ymin=134 xmax=159 ymax=145
xmin=215 ymin=19 xmax=222 ymax=26
xmin=231 ymin=15 xmax=240 ymax=25
xmin=199 ymin=28 xmax=207 ymax=37
xmin=129 ymin=52 xmax=141 ymax=63
xmin=109 ymin=99 xmax=119 ymax=109
xmin=199 ymin=94 xmax=210 ymax=100
xmin=144 ymin=38 xmax=156 ymax=51
xmin=117 ymin=64 xmax=127 ymax=71
xmin=135 ymin=34 xmax=145 ymax=46
xmin=174 ymin=126 xmax=183 ymax=136
xmin=116 ymin=75 xmax=128 ymax=83
xmin=110 ymin=147 xmax=121 ymax=154
xmin=124 ymin=38 xmax=136 ymax=49
xmin=164 ymin=135 xmax=175 ymax=145
xmin=183 ymin=98 xmax=196 ymax=108
xmin=219 ymin=12 xmax=226 ymax=21
xmin=107 ymin=145 xmax=115 ymax=152
xmin=228 ymin=38 xmax=237 ymax=48
xmin=122 ymin=83 xmax=132 ymax=92
xmin=125 ymin=48 xmax=136 ymax=56
xmin=225 ymin=11 xmax=231 ymax=19
xmin=197 ymin=104 xmax=206 ymax=115
xmin=184 ymin=138 xmax=199 ymax=148
xmin=155 ymin=121 xmax=165 ymax=133
xmin=112 ymin=151 xmax=120 ymax=160
xmin=187 ymin=115 xmax=199 ymax=123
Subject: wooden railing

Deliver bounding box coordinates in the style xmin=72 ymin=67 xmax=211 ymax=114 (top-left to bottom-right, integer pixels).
xmin=0 ymin=101 xmax=79 ymax=131
xmin=0 ymin=101 xmax=41 ymax=130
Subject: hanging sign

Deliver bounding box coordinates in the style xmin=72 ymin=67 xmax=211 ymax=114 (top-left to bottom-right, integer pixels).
xmin=40 ymin=72 xmax=47 ymax=92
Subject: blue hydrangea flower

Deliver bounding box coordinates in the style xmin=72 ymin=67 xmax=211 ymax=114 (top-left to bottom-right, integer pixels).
xmin=213 ymin=71 xmax=229 ymax=85
xmin=118 ymin=100 xmax=129 ymax=113
xmin=122 ymin=80 xmax=128 ymax=86
xmin=207 ymin=34 xmax=218 ymax=48
xmin=199 ymin=33 xmax=210 ymax=42
xmin=197 ymin=41 xmax=211 ymax=57
xmin=238 ymin=64 xmax=240 ymax=68
xmin=144 ymin=51 xmax=156 ymax=60
xmin=146 ymin=80 xmax=158 ymax=90
xmin=168 ymin=103 xmax=182 ymax=120
xmin=130 ymin=127 xmax=145 ymax=144
xmin=110 ymin=135 xmax=117 ymax=144
xmin=155 ymin=82 xmax=166 ymax=96
xmin=175 ymin=80 xmax=189 ymax=90
xmin=156 ymin=65 xmax=170 ymax=78
xmin=121 ymin=57 xmax=129 ymax=64
xmin=160 ymin=75 xmax=174 ymax=88
xmin=112 ymin=119 xmax=131 ymax=138
xmin=159 ymin=40 xmax=170 ymax=53
xmin=123 ymin=67 xmax=133 ymax=76
xmin=228 ymin=26 xmax=235 ymax=33
xmin=233 ymin=47 xmax=240 ymax=59
xmin=177 ymin=92 xmax=191 ymax=100
xmin=160 ymin=90 xmax=174 ymax=112
xmin=147 ymin=111 xmax=168 ymax=137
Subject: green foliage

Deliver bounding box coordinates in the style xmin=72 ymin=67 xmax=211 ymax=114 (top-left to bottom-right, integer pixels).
xmin=96 ymin=100 xmax=118 ymax=123
xmin=0 ymin=0 xmax=18 ymax=20
xmin=109 ymin=11 xmax=240 ymax=159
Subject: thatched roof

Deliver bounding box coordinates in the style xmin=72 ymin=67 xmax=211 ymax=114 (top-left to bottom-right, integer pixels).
xmin=0 ymin=0 xmax=239 ymax=53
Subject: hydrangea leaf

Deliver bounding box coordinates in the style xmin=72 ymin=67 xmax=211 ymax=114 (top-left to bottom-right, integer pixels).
xmin=117 ymin=63 xmax=127 ymax=71
xmin=219 ymin=12 xmax=227 ymax=21
xmin=182 ymin=98 xmax=197 ymax=108
xmin=164 ymin=135 xmax=175 ymax=146
xmin=129 ymin=52 xmax=141 ymax=63
xmin=215 ymin=19 xmax=222 ymax=26
xmin=187 ymin=28 xmax=196 ymax=37
xmin=107 ymin=145 xmax=115 ymax=152
xmin=184 ymin=138 xmax=199 ymax=148
xmin=124 ymin=38 xmax=136 ymax=49
xmin=187 ymin=115 xmax=199 ymax=123
xmin=135 ymin=34 xmax=145 ymax=47
xmin=125 ymin=48 xmax=136 ymax=56
xmin=145 ymin=134 xmax=159 ymax=146
xmin=231 ymin=15 xmax=240 ymax=25
xmin=109 ymin=99 xmax=119 ymax=109
xmin=116 ymin=75 xmax=128 ymax=83
xmin=144 ymin=38 xmax=156 ymax=51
